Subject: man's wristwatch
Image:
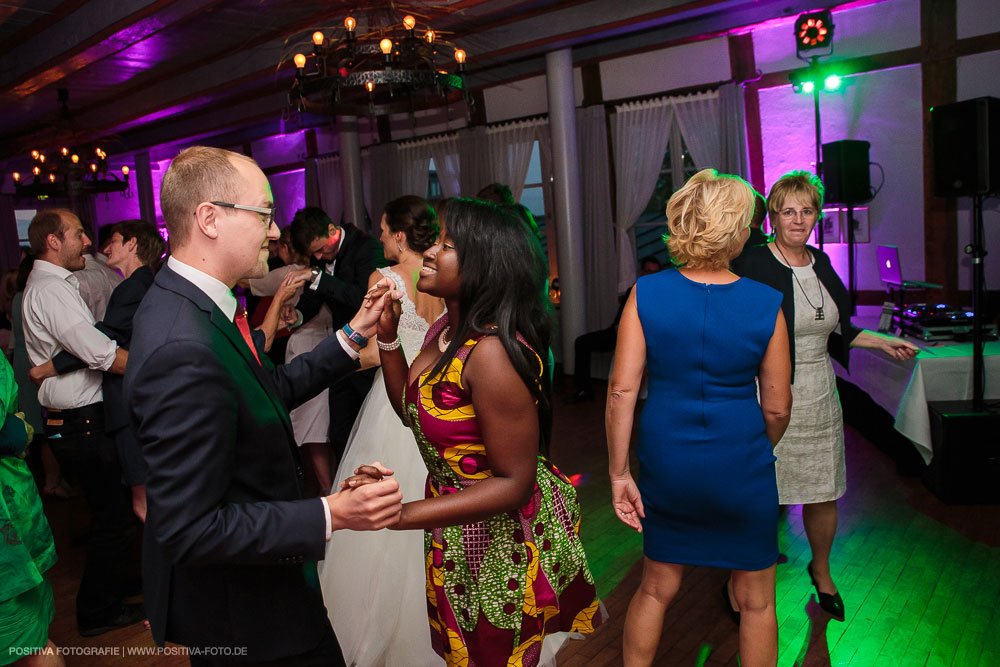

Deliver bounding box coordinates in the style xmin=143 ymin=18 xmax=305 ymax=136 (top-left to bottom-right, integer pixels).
xmin=310 ymin=266 xmax=322 ymax=282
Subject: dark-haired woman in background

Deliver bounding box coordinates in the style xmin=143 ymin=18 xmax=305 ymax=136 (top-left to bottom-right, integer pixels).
xmin=733 ymin=171 xmax=917 ymax=620
xmin=370 ymin=198 xmax=601 ymax=667
xmin=320 ymin=195 xmax=445 ymax=667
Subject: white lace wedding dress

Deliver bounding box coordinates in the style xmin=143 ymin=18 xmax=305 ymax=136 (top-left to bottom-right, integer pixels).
xmin=319 ymin=267 xmax=443 ymax=667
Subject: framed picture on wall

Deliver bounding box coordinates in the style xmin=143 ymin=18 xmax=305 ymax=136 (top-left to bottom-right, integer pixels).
xmin=812 ymin=207 xmax=842 ymax=244
xmin=843 ymin=207 xmax=870 ymax=243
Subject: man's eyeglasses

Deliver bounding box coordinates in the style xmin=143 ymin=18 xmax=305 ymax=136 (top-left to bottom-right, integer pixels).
xmin=211 ymin=201 xmax=276 ymax=227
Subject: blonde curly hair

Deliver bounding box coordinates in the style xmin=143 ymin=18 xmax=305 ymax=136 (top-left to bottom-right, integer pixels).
xmin=665 ymin=169 xmax=756 ymax=271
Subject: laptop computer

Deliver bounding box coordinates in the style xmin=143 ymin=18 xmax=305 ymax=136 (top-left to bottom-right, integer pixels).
xmin=877 ymin=245 xmax=942 ymax=289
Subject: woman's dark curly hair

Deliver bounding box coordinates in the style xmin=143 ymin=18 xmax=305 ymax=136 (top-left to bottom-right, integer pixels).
xmin=426 ymin=197 xmax=553 ymax=453
xmin=383 ymin=195 xmax=438 ymax=253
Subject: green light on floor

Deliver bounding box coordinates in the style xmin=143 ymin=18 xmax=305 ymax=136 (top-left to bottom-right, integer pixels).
xmin=823 ymin=74 xmax=842 ymax=91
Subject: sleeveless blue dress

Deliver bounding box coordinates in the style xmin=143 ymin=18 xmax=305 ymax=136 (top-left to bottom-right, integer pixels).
xmin=635 ymin=269 xmax=783 ymax=571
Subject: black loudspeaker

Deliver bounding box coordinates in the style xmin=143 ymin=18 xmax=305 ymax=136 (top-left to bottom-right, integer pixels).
xmin=932 ymin=97 xmax=1000 ymax=197
xmin=923 ymin=400 xmax=1000 ymax=504
xmin=822 ymin=140 xmax=871 ymax=205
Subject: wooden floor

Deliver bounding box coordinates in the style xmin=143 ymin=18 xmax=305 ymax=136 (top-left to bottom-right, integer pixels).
xmin=39 ymin=378 xmax=1000 ymax=666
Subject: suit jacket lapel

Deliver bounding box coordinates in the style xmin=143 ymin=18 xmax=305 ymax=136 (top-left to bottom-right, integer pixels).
xmin=156 ymin=267 xmax=296 ymax=440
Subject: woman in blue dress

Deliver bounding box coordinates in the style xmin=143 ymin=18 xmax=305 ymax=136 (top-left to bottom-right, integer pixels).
xmin=607 ymin=169 xmax=792 ymax=667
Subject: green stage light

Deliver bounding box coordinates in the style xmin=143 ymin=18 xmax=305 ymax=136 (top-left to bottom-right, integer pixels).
xmin=824 ymin=74 xmax=842 ymax=91
xmin=802 ymin=80 xmax=815 ymax=94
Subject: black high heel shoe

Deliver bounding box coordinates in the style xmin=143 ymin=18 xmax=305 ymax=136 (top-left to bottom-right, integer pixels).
xmin=807 ymin=561 xmax=845 ymax=620
xmin=721 ymin=580 xmax=740 ymax=624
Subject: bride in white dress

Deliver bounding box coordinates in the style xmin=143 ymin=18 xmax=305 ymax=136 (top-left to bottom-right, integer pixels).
xmin=320 ymin=196 xmax=445 ymax=667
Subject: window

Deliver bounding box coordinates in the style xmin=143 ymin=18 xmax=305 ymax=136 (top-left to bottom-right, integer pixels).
xmin=15 ymin=209 xmax=36 ymax=246
xmin=633 ymin=125 xmax=697 ymax=267
xmin=426 ymin=158 xmax=442 ymax=200
xmin=520 ymin=141 xmax=548 ymax=260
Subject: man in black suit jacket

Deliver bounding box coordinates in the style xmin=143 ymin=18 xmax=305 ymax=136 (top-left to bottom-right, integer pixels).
xmin=124 ymin=147 xmax=402 ymax=665
xmin=36 ymin=220 xmax=165 ymax=521
xmin=288 ymin=207 xmax=385 ymax=491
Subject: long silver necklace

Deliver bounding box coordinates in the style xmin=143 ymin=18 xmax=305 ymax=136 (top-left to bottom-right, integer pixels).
xmin=775 ymin=244 xmax=825 ymax=321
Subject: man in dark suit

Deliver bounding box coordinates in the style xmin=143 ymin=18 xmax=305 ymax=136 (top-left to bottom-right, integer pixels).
xmin=287 ymin=207 xmax=385 ymax=491
xmin=34 ymin=220 xmax=165 ymax=521
xmin=124 ymin=146 xmax=402 ymax=665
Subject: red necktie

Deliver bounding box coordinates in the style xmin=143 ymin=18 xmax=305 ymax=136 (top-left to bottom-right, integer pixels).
xmin=234 ymin=305 xmax=261 ymax=365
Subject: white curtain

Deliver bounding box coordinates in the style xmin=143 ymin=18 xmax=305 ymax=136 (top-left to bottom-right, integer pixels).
xmin=719 ymin=82 xmax=750 ymax=180
xmin=486 ymin=118 xmax=546 ymax=202
xmin=611 ymin=97 xmax=674 ymax=292
xmin=365 ymin=143 xmax=397 ymax=225
xmin=458 ymin=126 xmax=490 ymax=197
xmin=576 ymin=106 xmax=618 ymax=331
xmin=395 ymin=141 xmax=431 ymax=199
xmin=315 ymin=155 xmax=344 ymax=226
xmin=427 ymin=135 xmax=461 ymax=198
xmin=672 ymin=90 xmax=722 ymax=172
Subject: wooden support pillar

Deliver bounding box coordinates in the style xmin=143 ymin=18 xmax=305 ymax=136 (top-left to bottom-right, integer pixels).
xmin=921 ymin=0 xmax=958 ymax=304
xmin=729 ymin=33 xmax=764 ymax=192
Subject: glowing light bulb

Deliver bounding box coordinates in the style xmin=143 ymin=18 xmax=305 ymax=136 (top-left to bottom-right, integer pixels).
xmin=366 ymin=80 xmax=374 ymax=93
xmin=801 ymin=80 xmax=815 ymax=94
xmin=38 ymin=154 xmax=45 ymax=163
xmin=95 ymin=147 xmax=102 ymax=155
xmin=61 ymin=147 xmax=68 ymax=156
xmin=312 ymin=31 xmax=324 ymax=46
xmin=403 ymin=15 xmax=416 ymax=30
xmin=71 ymin=154 xmax=79 ymax=163
xmin=293 ymin=53 xmax=307 ymax=68
xmin=48 ymin=173 xmax=55 ymax=182
xmin=32 ymin=166 xmax=40 ymax=176
xmin=344 ymin=16 xmax=356 ymax=32
xmin=12 ymin=172 xmax=19 ymax=181
xmin=31 ymin=150 xmax=39 ymax=159
xmin=122 ymin=166 xmax=130 ymax=176
xmin=380 ymin=38 xmax=393 ymax=55
xmin=454 ymin=49 xmax=466 ymax=64
xmin=425 ymin=30 xmax=435 ymax=44
xmin=823 ymin=74 xmax=842 ymax=91
xmin=90 ymin=163 xmax=97 ymax=172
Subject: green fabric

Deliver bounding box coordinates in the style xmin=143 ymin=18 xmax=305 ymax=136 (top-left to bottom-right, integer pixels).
xmin=0 ymin=578 xmax=54 ymax=665
xmin=0 ymin=353 xmax=57 ymax=607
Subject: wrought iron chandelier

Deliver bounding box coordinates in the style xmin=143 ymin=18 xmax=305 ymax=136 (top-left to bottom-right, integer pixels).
xmin=11 ymin=90 xmax=130 ymax=199
xmin=12 ymin=145 xmax=131 ymax=199
xmin=284 ymin=4 xmax=469 ymax=117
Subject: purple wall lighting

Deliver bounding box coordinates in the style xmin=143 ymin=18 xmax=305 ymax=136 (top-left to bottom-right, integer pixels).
xmin=268 ymin=169 xmax=306 ymax=230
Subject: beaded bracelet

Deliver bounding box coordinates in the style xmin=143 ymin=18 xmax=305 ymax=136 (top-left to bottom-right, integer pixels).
xmin=376 ymin=336 xmax=402 ymax=351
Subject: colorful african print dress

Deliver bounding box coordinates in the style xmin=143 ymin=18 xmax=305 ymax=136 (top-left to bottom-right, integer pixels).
xmin=403 ymin=318 xmax=602 ymax=667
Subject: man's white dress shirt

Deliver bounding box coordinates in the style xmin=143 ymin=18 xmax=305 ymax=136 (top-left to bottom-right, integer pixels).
xmin=22 ymin=259 xmax=117 ymax=409
xmin=74 ymin=253 xmax=122 ymax=320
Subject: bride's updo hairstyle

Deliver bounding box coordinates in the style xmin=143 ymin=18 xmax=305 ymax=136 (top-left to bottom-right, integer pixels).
xmin=665 ymin=168 xmax=756 ymax=271
xmin=383 ymin=195 xmax=438 ymax=253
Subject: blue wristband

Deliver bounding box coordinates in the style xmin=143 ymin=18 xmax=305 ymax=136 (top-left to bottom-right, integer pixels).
xmin=341 ymin=323 xmax=368 ymax=347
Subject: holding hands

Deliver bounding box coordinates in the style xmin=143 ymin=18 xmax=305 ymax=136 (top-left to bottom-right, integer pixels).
xmin=326 ymin=461 xmax=402 ymax=531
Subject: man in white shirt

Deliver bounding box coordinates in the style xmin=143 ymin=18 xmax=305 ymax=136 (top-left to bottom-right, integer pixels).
xmin=124 ymin=146 xmax=401 ymax=664
xmin=73 ymin=223 xmax=122 ymax=320
xmin=21 ymin=208 xmax=142 ymax=637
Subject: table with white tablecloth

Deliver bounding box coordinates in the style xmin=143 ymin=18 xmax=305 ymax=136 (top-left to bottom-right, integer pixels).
xmin=835 ymin=339 xmax=1000 ymax=464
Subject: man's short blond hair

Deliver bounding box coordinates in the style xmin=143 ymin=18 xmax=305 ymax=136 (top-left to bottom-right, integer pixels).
xmin=665 ymin=169 xmax=756 ymax=271
xmin=28 ymin=208 xmax=76 ymax=255
xmin=159 ymin=146 xmax=257 ymax=248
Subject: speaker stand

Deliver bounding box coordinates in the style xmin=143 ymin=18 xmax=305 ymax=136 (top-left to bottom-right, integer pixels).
xmin=846 ymin=202 xmax=856 ymax=313
xmin=811 ymin=56 xmax=824 ymax=250
xmin=968 ymin=194 xmax=989 ymax=410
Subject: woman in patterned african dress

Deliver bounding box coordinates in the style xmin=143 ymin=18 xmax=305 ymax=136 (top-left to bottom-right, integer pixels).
xmin=363 ymin=198 xmax=602 ymax=667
